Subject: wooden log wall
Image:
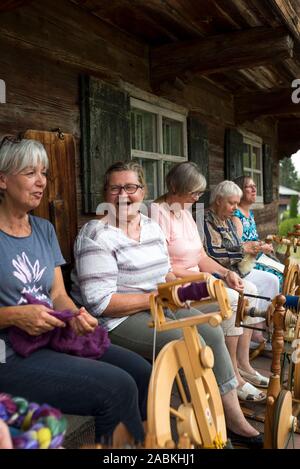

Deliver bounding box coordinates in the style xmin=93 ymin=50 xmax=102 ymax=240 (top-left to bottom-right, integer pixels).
xmin=0 ymin=0 xmax=279 ymax=236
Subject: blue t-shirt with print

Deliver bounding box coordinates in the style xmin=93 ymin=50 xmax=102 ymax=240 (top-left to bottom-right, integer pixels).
xmin=0 ymin=215 xmax=65 ymax=360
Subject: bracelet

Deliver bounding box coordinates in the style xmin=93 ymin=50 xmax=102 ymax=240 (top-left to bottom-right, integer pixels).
xmin=0 ymin=393 xmax=67 ymax=449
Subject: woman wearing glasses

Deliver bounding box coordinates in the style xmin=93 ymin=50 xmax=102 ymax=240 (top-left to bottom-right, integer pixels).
xmin=71 ymin=160 xmax=263 ymax=448
xmin=0 ymin=137 xmax=151 ymax=447
xmin=152 ymin=162 xmax=268 ymax=403
xmin=232 ymin=176 xmax=283 ymax=288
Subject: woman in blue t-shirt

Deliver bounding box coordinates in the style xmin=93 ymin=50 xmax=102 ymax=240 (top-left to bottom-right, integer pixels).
xmin=0 ymin=136 xmax=151 ymax=446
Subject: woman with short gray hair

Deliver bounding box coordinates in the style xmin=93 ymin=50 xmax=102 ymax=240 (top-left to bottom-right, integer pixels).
xmin=210 ymin=180 xmax=243 ymax=205
xmin=0 ymin=137 xmax=151 ymax=446
xmin=204 ymin=180 xmax=279 ymax=395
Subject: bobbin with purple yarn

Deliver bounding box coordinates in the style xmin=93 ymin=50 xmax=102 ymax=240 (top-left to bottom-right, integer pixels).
xmin=0 ymin=393 xmax=67 ymax=449
xmin=177 ymin=282 xmax=209 ymax=304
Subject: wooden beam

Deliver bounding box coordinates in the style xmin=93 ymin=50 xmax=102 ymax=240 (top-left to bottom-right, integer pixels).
xmin=0 ymin=1 xmax=32 ymax=12
xmin=278 ymin=118 xmax=300 ymax=157
xmin=150 ymin=27 xmax=293 ymax=89
xmin=235 ymin=87 xmax=300 ymax=123
xmin=268 ymin=0 xmax=300 ymax=41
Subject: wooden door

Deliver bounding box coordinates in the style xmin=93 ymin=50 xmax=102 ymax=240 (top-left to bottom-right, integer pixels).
xmin=24 ymin=129 xmax=77 ymax=264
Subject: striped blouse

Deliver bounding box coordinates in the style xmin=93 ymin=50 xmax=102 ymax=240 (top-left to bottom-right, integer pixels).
xmin=70 ymin=214 xmax=170 ymax=331
xmin=204 ymin=209 xmax=244 ymax=276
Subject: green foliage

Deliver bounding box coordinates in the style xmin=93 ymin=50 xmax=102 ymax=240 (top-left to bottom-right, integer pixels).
xmin=281 ymin=210 xmax=290 ymax=221
xmin=279 ymin=157 xmax=300 ymax=190
xmin=289 ymin=195 xmax=298 ymax=218
xmin=279 ymin=216 xmax=300 ymax=236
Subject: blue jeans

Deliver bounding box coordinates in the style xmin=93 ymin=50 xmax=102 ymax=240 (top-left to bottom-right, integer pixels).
xmin=0 ymin=344 xmax=151 ymax=443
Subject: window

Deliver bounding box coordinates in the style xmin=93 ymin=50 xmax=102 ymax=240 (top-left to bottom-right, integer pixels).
xmin=130 ymin=98 xmax=187 ymax=200
xmin=242 ymin=133 xmax=263 ymax=204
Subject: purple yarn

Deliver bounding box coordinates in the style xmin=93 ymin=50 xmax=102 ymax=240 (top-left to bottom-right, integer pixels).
xmin=177 ymin=282 xmax=209 ymax=304
xmin=50 ymin=434 xmax=64 ymax=448
xmin=9 ymin=293 xmax=110 ymax=359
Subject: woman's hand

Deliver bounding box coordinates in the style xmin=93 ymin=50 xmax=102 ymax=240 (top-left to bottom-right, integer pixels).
xmin=15 ymin=304 xmax=66 ymax=336
xmin=260 ymin=242 xmax=274 ymax=254
xmin=69 ymin=307 xmax=98 ymax=335
xmin=0 ymin=419 xmax=12 ymax=449
xmin=243 ymin=241 xmax=260 ymax=255
xmin=224 ymin=271 xmax=244 ymax=293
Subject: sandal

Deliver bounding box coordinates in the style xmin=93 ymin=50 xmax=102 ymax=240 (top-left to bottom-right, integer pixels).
xmin=238 ymin=368 xmax=269 ymax=388
xmin=237 ymin=382 xmax=266 ymax=402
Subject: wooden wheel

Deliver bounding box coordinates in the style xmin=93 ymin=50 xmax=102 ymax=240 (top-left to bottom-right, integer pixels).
xmin=272 ymin=390 xmax=295 ymax=449
xmin=147 ymin=336 xmax=226 ymax=448
xmin=282 ymin=263 xmax=300 ymax=296
xmin=292 ymin=315 xmax=300 ymax=399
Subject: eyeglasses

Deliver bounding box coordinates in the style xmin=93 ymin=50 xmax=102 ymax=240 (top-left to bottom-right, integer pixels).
xmin=189 ymin=190 xmax=204 ymax=199
xmin=0 ymin=135 xmax=22 ymax=150
xmin=244 ymin=184 xmax=257 ymax=190
xmin=107 ymin=184 xmax=144 ymax=195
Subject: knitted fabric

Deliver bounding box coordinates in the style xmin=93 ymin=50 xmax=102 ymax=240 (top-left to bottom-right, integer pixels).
xmin=9 ymin=293 xmax=110 ymax=359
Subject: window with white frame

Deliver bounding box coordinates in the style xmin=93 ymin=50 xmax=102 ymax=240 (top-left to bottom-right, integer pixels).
xmin=130 ymin=98 xmax=187 ymax=200
xmin=242 ymin=133 xmax=263 ymax=204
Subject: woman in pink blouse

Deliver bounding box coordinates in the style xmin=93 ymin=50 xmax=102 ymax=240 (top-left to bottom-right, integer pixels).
xmin=152 ymin=162 xmax=269 ymax=404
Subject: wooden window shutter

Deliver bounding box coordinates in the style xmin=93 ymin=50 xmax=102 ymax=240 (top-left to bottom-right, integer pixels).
xmin=225 ymin=128 xmax=244 ymax=180
xmin=187 ymin=115 xmax=209 ymax=207
xmin=24 ymin=129 xmax=77 ymax=264
xmin=263 ymin=143 xmax=273 ymax=204
xmin=80 ymin=76 xmax=131 ymax=213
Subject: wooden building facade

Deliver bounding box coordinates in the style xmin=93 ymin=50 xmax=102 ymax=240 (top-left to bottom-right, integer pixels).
xmin=1 ymin=0 xmax=300 ymax=263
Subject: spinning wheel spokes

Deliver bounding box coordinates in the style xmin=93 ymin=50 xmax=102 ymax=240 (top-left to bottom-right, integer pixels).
xmin=147 ymin=336 xmax=226 ymax=448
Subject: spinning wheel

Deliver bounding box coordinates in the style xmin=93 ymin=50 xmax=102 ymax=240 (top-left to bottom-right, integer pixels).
xmin=289 ymin=313 xmax=300 ymax=400
xmin=282 ymin=261 xmax=300 ymax=297
xmin=271 ymin=390 xmax=294 ymax=449
xmin=147 ymin=273 xmax=231 ymax=449
xmin=264 ymin=295 xmax=297 ymax=449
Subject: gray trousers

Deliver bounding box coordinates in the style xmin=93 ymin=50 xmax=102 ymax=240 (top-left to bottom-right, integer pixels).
xmin=109 ymin=305 xmax=237 ymax=395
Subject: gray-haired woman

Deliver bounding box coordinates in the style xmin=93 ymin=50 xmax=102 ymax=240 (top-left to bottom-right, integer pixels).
xmin=0 ymin=137 xmax=151 ymax=446
xmin=204 ymin=180 xmax=280 ymax=392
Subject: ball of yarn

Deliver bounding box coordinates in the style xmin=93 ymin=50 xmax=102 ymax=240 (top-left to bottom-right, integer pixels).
xmin=0 ymin=393 xmax=67 ymax=449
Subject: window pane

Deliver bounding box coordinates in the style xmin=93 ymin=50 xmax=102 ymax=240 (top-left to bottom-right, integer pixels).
xmin=133 ymin=157 xmax=158 ymax=200
xmin=253 ymin=173 xmax=262 ymax=196
xmin=163 ymin=161 xmax=176 ymax=192
xmin=252 ymin=146 xmax=261 ymax=170
xmin=131 ymin=109 xmax=157 ymax=152
xmin=243 ymin=143 xmax=250 ymax=168
xmin=162 ymin=117 xmax=183 ymax=156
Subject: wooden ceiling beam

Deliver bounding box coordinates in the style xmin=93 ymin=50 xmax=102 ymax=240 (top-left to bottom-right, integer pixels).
xmin=235 ymin=87 xmax=300 ymax=123
xmin=267 ymin=0 xmax=300 ymax=41
xmin=150 ymin=26 xmax=293 ymax=89
xmin=0 ymin=0 xmax=32 ymax=12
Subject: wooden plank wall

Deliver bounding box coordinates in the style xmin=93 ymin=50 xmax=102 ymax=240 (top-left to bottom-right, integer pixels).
xmin=0 ymin=0 xmax=279 ymax=236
